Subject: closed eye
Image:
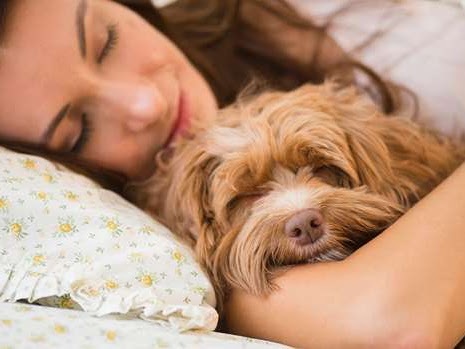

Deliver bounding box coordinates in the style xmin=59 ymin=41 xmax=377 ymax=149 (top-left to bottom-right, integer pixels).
xmin=227 ymin=192 xmax=265 ymax=212
xmin=70 ymin=113 xmax=93 ymax=154
xmin=97 ymin=23 xmax=119 ymax=64
xmin=313 ymin=166 xmax=352 ymax=188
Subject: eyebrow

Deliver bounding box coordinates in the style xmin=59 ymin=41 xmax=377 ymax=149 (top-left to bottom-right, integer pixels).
xmin=41 ymin=104 xmax=71 ymax=144
xmin=0 ymin=2 xmax=12 ymax=43
xmin=77 ymin=0 xmax=87 ymax=59
xmin=41 ymin=0 xmax=87 ymax=144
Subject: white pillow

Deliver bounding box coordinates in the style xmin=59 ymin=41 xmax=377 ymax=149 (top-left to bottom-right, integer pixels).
xmin=0 ymin=146 xmax=217 ymax=331
xmin=289 ymin=0 xmax=465 ymax=135
xmin=151 ymin=0 xmax=178 ymax=8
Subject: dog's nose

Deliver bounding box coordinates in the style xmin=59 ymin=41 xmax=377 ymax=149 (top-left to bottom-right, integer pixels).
xmin=285 ymin=209 xmax=325 ymax=245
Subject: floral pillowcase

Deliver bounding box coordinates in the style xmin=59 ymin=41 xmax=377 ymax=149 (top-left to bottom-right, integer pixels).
xmin=0 ymin=146 xmax=218 ymax=331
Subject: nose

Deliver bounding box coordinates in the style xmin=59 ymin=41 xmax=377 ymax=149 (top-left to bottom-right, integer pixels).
xmin=96 ymin=79 xmax=168 ymax=132
xmin=284 ymin=209 xmax=325 ymax=246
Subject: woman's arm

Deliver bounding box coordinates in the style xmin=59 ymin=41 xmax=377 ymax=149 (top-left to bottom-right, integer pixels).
xmin=223 ymin=162 xmax=465 ymax=349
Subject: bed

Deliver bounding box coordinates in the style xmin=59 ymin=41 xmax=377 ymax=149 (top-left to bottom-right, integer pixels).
xmin=0 ymin=302 xmax=288 ymax=349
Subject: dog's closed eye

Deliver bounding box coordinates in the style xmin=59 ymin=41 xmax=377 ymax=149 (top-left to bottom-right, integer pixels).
xmin=226 ymin=192 xmax=265 ymax=214
xmin=313 ymin=166 xmax=352 ymax=188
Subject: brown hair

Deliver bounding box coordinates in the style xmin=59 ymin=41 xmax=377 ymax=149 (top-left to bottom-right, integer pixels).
xmin=132 ymin=0 xmax=397 ymax=112
xmin=0 ymin=0 xmax=397 ymax=192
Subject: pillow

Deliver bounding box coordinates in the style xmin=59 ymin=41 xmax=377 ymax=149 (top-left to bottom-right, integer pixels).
xmin=289 ymin=0 xmax=465 ymax=135
xmin=150 ymin=0 xmax=178 ymax=8
xmin=0 ymin=146 xmax=217 ymax=331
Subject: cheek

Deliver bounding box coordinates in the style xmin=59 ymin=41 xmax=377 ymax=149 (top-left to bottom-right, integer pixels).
xmin=84 ymin=139 xmax=155 ymax=180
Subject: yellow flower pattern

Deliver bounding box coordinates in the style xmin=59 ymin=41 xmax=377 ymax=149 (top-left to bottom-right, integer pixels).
xmin=0 ymin=302 xmax=285 ymax=349
xmin=54 ymin=217 xmax=78 ymax=237
xmin=2 ymin=218 xmax=29 ymax=240
xmin=21 ymin=158 xmax=37 ymax=170
xmin=172 ymin=250 xmax=185 ymax=264
xmin=105 ymin=330 xmax=117 ymax=341
xmin=54 ymin=323 xmax=67 ymax=334
xmin=42 ymin=172 xmax=55 ymax=183
xmin=141 ymin=275 xmax=154 ymax=287
xmin=0 ymin=146 xmax=217 ymax=333
xmin=60 ymin=224 xmax=72 ymax=233
xmin=139 ymin=225 xmax=155 ymax=235
xmin=101 ymin=216 xmax=123 ymax=237
xmin=104 ymin=279 xmax=119 ymax=291
xmin=32 ymin=254 xmax=46 ymax=266
xmin=107 ymin=221 xmax=117 ymax=231
xmin=136 ymin=270 xmax=158 ymax=287
xmin=0 ymin=196 xmax=9 ymax=212
xmin=63 ymin=191 xmax=79 ymax=201
xmin=11 ymin=223 xmax=23 ymax=238
xmin=35 ymin=191 xmax=48 ymax=201
xmin=1 ymin=319 xmax=12 ymax=326
xmin=192 ymin=286 xmax=208 ymax=297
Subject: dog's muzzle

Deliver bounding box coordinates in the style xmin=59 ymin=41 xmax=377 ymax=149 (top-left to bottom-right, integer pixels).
xmin=284 ymin=208 xmax=326 ymax=246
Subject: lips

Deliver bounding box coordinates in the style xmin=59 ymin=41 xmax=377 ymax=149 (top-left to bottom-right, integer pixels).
xmin=163 ymin=90 xmax=189 ymax=148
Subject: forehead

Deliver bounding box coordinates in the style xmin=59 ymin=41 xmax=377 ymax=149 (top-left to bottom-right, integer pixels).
xmin=0 ymin=0 xmax=80 ymax=142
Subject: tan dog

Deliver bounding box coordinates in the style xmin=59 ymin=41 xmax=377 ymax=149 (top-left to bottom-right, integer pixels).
xmin=126 ymin=83 xmax=465 ymax=311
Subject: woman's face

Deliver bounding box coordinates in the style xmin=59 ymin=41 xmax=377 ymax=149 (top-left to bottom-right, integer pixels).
xmin=0 ymin=0 xmax=218 ymax=180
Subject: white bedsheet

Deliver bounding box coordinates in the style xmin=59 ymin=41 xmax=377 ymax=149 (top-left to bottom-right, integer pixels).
xmin=289 ymin=0 xmax=465 ymax=135
xmin=0 ymin=302 xmax=290 ymax=349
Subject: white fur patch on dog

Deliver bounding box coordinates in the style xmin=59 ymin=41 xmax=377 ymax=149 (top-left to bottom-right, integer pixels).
xmin=206 ymin=126 xmax=252 ymax=155
xmin=258 ymin=186 xmax=322 ymax=214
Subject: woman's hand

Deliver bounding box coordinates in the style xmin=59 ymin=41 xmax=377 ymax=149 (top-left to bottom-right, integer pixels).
xmin=223 ymin=162 xmax=465 ymax=348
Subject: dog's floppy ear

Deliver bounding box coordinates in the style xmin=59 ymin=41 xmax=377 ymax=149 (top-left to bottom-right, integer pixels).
xmin=160 ymin=142 xmax=243 ymax=311
xmin=130 ymin=142 xmax=229 ymax=309
xmin=161 ymin=144 xmax=223 ymax=248
xmin=327 ymin=85 xmax=399 ymax=195
xmin=125 ymin=138 xmax=224 ymax=247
